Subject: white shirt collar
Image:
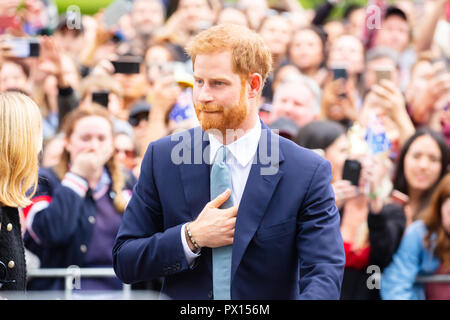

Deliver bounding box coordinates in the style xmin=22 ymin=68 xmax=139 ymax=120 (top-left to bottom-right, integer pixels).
xmin=208 ymin=119 xmax=261 ymax=167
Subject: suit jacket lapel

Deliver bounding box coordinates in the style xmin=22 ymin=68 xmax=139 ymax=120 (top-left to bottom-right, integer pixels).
xmin=178 ymin=126 xmax=211 ymax=221
xmin=231 ymin=125 xmax=284 ymax=284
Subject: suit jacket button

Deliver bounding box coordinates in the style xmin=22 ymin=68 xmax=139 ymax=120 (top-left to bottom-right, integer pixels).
xmin=8 ymin=261 xmax=15 ymax=269
xmin=6 ymin=223 xmax=12 ymax=231
xmin=208 ymin=291 xmax=213 ymax=299
xmin=88 ymin=216 xmax=96 ymax=224
xmin=80 ymin=245 xmax=87 ymax=253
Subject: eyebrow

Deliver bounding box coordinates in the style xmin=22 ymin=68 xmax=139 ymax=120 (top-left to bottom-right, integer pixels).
xmin=193 ymin=75 xmax=232 ymax=83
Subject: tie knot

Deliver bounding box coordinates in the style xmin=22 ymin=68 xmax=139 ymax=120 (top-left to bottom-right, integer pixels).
xmin=215 ymin=146 xmax=228 ymax=164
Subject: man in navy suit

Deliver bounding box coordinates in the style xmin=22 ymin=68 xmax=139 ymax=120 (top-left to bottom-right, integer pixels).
xmin=113 ymin=24 xmax=345 ymax=300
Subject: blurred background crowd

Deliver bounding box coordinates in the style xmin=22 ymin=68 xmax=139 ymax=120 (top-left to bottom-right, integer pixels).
xmin=0 ymin=0 xmax=449 ymax=299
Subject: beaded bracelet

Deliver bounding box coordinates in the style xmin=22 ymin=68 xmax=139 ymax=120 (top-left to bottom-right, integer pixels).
xmin=186 ymin=223 xmax=200 ymax=250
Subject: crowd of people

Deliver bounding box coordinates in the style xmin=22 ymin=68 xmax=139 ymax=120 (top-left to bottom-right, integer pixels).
xmin=0 ymin=0 xmax=449 ymax=299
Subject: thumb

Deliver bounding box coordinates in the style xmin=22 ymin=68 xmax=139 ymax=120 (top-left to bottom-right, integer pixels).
xmin=208 ymin=189 xmax=231 ymax=208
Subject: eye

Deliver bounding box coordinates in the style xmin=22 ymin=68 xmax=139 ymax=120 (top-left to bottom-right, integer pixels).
xmin=213 ymin=80 xmax=224 ymax=86
xmin=429 ymin=155 xmax=441 ymax=163
xmin=195 ymin=79 xmax=204 ymax=85
xmin=80 ymin=135 xmax=91 ymax=142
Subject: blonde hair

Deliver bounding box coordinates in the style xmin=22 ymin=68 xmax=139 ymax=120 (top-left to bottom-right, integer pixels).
xmin=0 ymin=92 xmax=42 ymax=207
xmin=54 ymin=105 xmax=128 ymax=213
xmin=185 ymin=23 xmax=273 ymax=84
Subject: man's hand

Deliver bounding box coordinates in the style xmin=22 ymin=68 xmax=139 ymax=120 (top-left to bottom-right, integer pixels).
xmin=187 ymin=189 xmax=238 ymax=250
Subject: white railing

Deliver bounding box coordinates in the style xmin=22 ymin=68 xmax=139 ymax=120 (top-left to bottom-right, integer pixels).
xmin=26 ymin=266 xmax=132 ymax=299
xmin=415 ymin=275 xmax=450 ymax=283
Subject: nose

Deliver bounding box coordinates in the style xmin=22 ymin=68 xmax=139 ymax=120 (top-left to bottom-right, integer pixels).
xmin=417 ymin=155 xmax=430 ymax=169
xmin=89 ymin=138 xmax=101 ymax=150
xmin=195 ymin=85 xmax=214 ymax=104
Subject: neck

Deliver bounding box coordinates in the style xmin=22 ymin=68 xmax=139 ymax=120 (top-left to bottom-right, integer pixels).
xmin=301 ymin=67 xmax=317 ymax=77
xmin=408 ymin=188 xmax=424 ymax=217
xmin=408 ymin=188 xmax=423 ymax=203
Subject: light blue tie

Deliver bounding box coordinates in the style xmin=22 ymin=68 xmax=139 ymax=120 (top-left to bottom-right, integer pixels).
xmin=211 ymin=146 xmax=234 ymax=300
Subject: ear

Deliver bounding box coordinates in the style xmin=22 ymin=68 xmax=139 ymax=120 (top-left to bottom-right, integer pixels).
xmin=247 ymin=73 xmax=263 ymax=99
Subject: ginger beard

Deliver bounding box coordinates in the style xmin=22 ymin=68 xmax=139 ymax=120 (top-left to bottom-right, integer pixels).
xmin=194 ymin=79 xmax=249 ymax=134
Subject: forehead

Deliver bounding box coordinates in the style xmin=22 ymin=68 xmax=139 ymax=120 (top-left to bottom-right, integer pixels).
xmin=292 ymin=29 xmax=321 ymax=44
xmin=383 ymin=15 xmax=409 ymax=28
xmin=193 ymin=51 xmax=240 ymax=79
xmin=408 ymin=135 xmax=441 ymax=154
xmin=334 ymin=35 xmax=362 ymax=50
xmin=262 ymin=16 xmax=290 ymax=29
xmin=0 ymin=62 xmax=25 ymax=75
xmin=72 ymin=116 xmax=112 ymax=135
xmin=179 ymin=0 xmax=208 ymax=8
xmin=276 ymin=83 xmax=312 ymax=101
xmin=115 ymin=133 xmax=134 ymax=146
xmin=135 ymin=0 xmax=162 ymax=11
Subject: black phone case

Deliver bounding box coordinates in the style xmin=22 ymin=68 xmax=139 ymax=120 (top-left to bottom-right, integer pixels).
xmin=342 ymin=159 xmax=361 ymax=186
xmin=112 ymin=61 xmax=140 ymax=74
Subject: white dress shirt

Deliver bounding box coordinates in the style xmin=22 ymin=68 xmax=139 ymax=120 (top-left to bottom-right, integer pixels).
xmin=181 ymin=119 xmax=262 ymax=265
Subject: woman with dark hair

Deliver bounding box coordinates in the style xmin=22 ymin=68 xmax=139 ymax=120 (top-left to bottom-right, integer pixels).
xmin=368 ymin=127 xmax=449 ymax=275
xmin=381 ymin=173 xmax=450 ymax=300
xmin=391 ymin=127 xmax=449 ymax=226
xmin=288 ymin=26 xmax=328 ymax=87
xmin=295 ymin=121 xmax=355 ymax=206
xmin=295 ymin=120 xmax=393 ymax=300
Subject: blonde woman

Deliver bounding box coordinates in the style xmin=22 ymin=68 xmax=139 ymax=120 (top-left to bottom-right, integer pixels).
xmin=0 ymin=92 xmax=42 ymax=291
xmin=23 ymin=105 xmax=137 ymax=291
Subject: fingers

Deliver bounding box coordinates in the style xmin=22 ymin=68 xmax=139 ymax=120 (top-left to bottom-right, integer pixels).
xmin=222 ymin=205 xmax=239 ymax=217
xmin=208 ymin=189 xmax=231 ymax=208
xmin=371 ymin=83 xmax=392 ymax=101
xmin=334 ymin=180 xmax=359 ymax=202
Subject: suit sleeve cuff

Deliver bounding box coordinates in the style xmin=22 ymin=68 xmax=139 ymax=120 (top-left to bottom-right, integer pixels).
xmin=181 ymin=223 xmax=201 ymax=266
xmin=61 ymin=172 xmax=89 ymax=198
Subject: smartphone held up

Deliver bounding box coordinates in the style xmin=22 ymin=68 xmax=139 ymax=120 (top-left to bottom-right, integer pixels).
xmin=5 ymin=38 xmax=40 ymax=58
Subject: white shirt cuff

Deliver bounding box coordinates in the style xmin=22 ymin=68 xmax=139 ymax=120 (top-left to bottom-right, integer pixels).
xmin=181 ymin=223 xmax=201 ymax=266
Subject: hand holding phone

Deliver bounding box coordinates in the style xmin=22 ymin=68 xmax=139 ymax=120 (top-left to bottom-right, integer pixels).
xmin=375 ymin=67 xmax=392 ymax=84
xmin=5 ymin=38 xmax=40 ymax=58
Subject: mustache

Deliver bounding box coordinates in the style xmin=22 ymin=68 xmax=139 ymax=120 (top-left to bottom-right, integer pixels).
xmin=195 ymin=103 xmax=224 ymax=112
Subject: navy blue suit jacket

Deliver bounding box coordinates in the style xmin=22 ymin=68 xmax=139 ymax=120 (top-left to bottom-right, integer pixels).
xmin=113 ymin=123 xmax=345 ymax=299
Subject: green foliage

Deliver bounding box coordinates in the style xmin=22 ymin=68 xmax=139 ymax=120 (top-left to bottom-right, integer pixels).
xmin=55 ymin=0 xmax=114 ymax=15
